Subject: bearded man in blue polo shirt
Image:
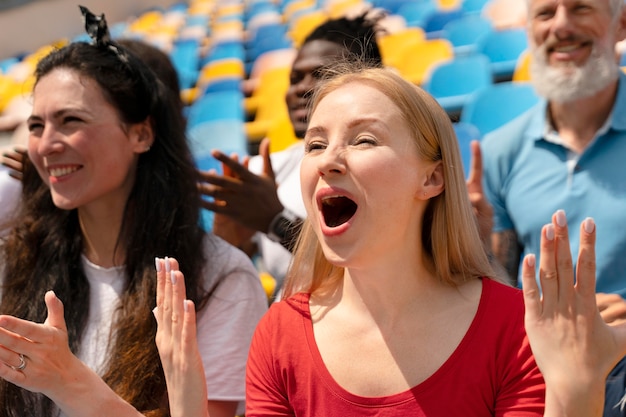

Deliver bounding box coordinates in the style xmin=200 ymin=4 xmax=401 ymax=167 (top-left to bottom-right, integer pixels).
xmin=481 ymin=0 xmax=626 ymax=414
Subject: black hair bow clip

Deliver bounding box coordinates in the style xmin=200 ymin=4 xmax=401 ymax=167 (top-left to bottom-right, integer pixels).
xmin=79 ymin=5 xmax=110 ymax=47
xmin=78 ymin=5 xmax=127 ymax=62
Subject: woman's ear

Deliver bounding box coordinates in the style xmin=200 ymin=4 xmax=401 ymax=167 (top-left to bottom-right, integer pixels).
xmin=129 ymin=117 xmax=155 ymax=154
xmin=419 ymin=161 xmax=444 ymax=200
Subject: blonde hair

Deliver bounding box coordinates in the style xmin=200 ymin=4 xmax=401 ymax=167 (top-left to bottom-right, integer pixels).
xmin=282 ymin=66 xmax=496 ymax=299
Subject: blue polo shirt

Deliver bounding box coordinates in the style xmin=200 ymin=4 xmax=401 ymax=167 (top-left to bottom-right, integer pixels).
xmin=482 ymin=72 xmax=626 ymax=296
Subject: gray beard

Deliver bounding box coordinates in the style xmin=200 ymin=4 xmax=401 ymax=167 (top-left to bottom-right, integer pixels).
xmin=530 ymin=41 xmax=619 ymax=103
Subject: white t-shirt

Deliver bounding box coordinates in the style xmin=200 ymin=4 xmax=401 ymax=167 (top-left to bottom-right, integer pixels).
xmin=248 ymin=141 xmax=306 ymax=290
xmin=0 ymin=165 xmax=21 ymax=229
xmin=0 ymin=234 xmax=267 ymax=417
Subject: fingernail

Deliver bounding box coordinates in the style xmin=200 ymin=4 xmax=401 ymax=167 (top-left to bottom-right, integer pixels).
xmin=545 ymin=224 xmax=555 ymax=240
xmin=584 ymin=217 xmax=595 ymax=234
xmin=526 ymin=254 xmax=536 ymax=268
xmin=184 ymin=300 xmax=190 ymax=312
xmin=170 ymin=270 xmax=177 ymax=285
xmin=165 ymin=257 xmax=171 ymax=272
xmin=152 ymin=307 xmax=158 ymax=318
xmin=155 ymin=257 xmax=161 ymax=272
xmin=555 ymin=209 xmax=566 ymax=227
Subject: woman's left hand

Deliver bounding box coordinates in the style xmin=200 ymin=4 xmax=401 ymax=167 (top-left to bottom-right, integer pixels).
xmin=154 ymin=257 xmax=209 ymax=417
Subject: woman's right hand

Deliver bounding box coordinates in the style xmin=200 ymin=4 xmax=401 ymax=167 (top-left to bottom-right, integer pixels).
xmin=154 ymin=257 xmax=209 ymax=417
xmin=522 ymin=211 xmax=626 ymax=417
xmin=1 ymin=147 xmax=27 ymax=181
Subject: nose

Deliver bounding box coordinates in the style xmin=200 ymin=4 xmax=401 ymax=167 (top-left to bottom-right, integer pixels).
xmin=551 ymin=5 xmax=575 ymax=39
xmin=293 ymin=73 xmax=316 ymax=97
xmin=317 ymin=144 xmax=346 ymax=177
xmin=34 ymin=124 xmax=64 ymax=157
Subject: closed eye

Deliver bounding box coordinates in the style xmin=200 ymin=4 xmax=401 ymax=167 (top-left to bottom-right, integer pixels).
xmin=304 ymin=141 xmax=326 ymax=153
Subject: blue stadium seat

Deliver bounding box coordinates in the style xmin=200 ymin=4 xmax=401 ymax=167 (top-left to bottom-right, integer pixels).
xmin=476 ymin=27 xmax=528 ymax=80
xmin=452 ymin=122 xmax=482 ymax=178
xmin=424 ymin=54 xmax=493 ymax=115
xmin=441 ymin=14 xmax=493 ymax=56
xmin=460 ymin=81 xmax=540 ymax=136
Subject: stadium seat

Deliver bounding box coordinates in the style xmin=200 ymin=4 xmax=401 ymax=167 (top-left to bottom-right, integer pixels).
xmin=424 ymin=54 xmax=493 ymax=115
xmin=393 ymin=38 xmax=454 ymax=86
xmin=441 ymin=14 xmax=493 ymax=56
xmin=460 ymin=81 xmax=540 ymax=136
xmin=378 ymin=27 xmax=426 ymax=69
xmin=453 ymin=122 xmax=481 ymax=178
xmin=476 ymin=27 xmax=528 ymax=80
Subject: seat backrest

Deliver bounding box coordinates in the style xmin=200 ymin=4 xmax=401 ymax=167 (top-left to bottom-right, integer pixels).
xmin=395 ymin=1 xmax=437 ymax=27
xmin=441 ymin=14 xmax=493 ymax=55
xmin=452 ymin=122 xmax=482 ymax=178
xmin=460 ymin=81 xmax=540 ymax=136
xmin=378 ymin=27 xmax=426 ymax=68
xmin=394 ymin=38 xmax=454 ymax=85
xmin=422 ymin=8 xmax=465 ymax=37
xmin=476 ymin=27 xmax=528 ymax=78
xmin=424 ymin=54 xmax=492 ymax=98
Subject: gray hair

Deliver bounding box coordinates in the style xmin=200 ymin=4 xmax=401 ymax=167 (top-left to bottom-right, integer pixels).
xmin=525 ymin=0 xmax=623 ymax=14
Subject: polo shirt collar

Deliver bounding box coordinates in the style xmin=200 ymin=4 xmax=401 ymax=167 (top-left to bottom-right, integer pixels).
xmin=531 ymin=70 xmax=626 ymax=143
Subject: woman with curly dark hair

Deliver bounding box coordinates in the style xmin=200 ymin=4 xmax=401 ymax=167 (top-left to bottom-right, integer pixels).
xmin=0 ymin=7 xmax=266 ymax=417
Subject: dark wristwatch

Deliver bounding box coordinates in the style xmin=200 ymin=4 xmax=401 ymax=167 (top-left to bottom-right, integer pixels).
xmin=267 ymin=208 xmax=303 ymax=252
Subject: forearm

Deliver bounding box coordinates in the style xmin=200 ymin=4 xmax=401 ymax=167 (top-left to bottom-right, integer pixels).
xmin=50 ymin=364 xmax=144 ymax=417
xmin=543 ymin=379 xmax=605 ymax=417
xmin=491 ymin=230 xmax=522 ymax=286
xmin=267 ymin=208 xmax=303 ymax=253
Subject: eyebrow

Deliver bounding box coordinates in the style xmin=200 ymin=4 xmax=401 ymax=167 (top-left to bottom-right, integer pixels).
xmin=27 ymin=108 xmax=86 ymax=124
xmin=305 ymin=116 xmax=390 ymax=138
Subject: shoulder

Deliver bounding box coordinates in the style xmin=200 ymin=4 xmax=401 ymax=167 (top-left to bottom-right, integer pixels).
xmin=201 ymin=234 xmax=265 ymax=301
xmin=481 ymin=104 xmax=543 ymax=160
xmin=479 ymin=278 xmax=525 ymax=324
xmin=255 ymin=293 xmax=310 ymax=335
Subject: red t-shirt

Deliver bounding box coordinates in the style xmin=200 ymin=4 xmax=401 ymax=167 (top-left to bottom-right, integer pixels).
xmin=246 ymin=278 xmax=545 ymax=416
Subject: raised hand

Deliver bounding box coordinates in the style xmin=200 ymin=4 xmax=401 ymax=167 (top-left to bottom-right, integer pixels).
xmin=154 ymin=257 xmax=209 ymax=417
xmin=1 ymin=147 xmax=27 ymax=181
xmin=197 ymin=138 xmax=284 ymax=234
xmin=466 ymin=140 xmax=493 ymax=247
xmin=522 ymin=210 xmax=626 ymax=417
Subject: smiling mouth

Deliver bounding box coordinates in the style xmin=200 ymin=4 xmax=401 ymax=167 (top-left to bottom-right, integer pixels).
xmin=321 ymin=196 xmax=357 ymax=227
xmin=48 ymin=166 xmax=81 ymax=177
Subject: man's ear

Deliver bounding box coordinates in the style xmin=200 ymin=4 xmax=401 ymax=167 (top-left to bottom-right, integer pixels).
xmin=617 ymin=6 xmax=626 ymax=43
xmin=130 ymin=117 xmax=154 ymax=154
xmin=419 ymin=161 xmax=445 ymax=200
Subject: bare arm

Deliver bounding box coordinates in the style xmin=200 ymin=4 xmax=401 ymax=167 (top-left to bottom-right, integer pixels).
xmin=0 ymin=292 xmax=146 ymax=417
xmin=492 ymin=229 xmax=522 ymax=286
xmin=466 ymin=141 xmax=516 ymax=283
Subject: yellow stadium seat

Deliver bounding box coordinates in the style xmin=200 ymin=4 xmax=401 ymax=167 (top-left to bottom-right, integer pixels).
xmin=512 ymin=51 xmax=532 ymax=82
xmin=259 ymin=272 xmax=277 ymax=302
xmin=378 ymin=27 xmax=426 ymax=69
xmin=393 ymin=38 xmax=454 ymax=85
xmin=245 ymin=66 xmax=292 ymax=141
xmin=289 ymin=10 xmax=329 ymax=48
xmin=197 ymin=58 xmax=246 ymax=87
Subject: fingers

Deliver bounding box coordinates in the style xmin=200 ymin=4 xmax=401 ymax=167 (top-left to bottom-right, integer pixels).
xmin=466 ymin=140 xmax=483 ymax=188
xmin=521 ymin=254 xmax=541 ymax=322
xmin=576 ymin=218 xmax=596 ymax=298
xmin=211 ymin=150 xmax=252 ymax=179
xmin=155 ymin=257 xmax=188 ymax=340
xmin=43 ymin=291 xmax=67 ymax=332
xmin=536 ymin=222 xmax=558 ymax=312
xmin=259 ymin=138 xmax=276 ymax=182
xmin=522 ymin=212 xmax=594 ymax=319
